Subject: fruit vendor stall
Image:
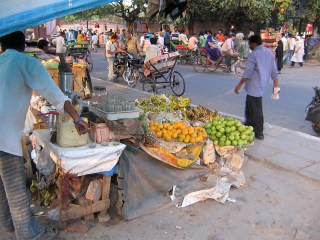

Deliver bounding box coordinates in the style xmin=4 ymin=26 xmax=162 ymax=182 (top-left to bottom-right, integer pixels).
xmin=1 ymin=0 xmax=255 ymax=232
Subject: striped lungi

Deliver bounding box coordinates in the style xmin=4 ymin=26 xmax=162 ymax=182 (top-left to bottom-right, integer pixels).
xmin=0 ymin=151 xmax=44 ymax=240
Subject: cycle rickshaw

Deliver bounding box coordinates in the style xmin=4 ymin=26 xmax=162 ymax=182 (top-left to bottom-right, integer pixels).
xmin=142 ymin=52 xmax=186 ymax=96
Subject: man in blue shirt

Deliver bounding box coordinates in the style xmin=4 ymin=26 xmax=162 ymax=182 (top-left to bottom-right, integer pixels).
xmin=234 ymin=35 xmax=279 ymax=140
xmin=0 ymin=31 xmax=88 ymax=239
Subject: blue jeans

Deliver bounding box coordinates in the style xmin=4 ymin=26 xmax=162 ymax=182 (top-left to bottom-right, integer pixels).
xmin=0 ymin=151 xmax=44 ymax=239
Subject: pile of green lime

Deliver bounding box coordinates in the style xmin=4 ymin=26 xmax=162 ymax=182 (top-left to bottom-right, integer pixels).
xmin=204 ymin=116 xmax=255 ymax=147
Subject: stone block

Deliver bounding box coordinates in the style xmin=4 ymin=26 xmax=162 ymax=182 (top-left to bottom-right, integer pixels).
xmin=246 ymin=144 xmax=281 ymax=161
xmin=265 ymin=152 xmax=310 ymax=172
xmin=85 ymin=180 xmax=102 ymax=201
xmin=298 ymin=164 xmax=320 ymax=181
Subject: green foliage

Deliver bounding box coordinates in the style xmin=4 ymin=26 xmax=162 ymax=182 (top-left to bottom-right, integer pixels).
xmin=61 ymin=0 xmax=147 ymax=25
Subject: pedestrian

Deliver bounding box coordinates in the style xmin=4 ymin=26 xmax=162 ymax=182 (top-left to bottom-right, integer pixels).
xmin=170 ymin=26 xmax=180 ymax=44
xmin=290 ymin=36 xmax=304 ymax=68
xmin=217 ymin=29 xmax=226 ymax=43
xmin=288 ymin=33 xmax=296 ymax=66
xmin=281 ymin=33 xmax=289 ymax=64
xmin=199 ymin=32 xmax=206 ymax=48
xmin=179 ymin=29 xmax=188 ymax=45
xmin=157 ymin=32 xmax=165 ymax=48
xmin=247 ymin=28 xmax=254 ymax=39
xmin=188 ymin=33 xmax=199 ymax=50
xmin=91 ymin=32 xmax=98 ymax=53
xmin=221 ymin=33 xmax=239 ymax=72
xmin=234 ymin=35 xmax=279 ymax=140
xmin=0 ymin=31 xmax=88 ymax=240
xmin=77 ymin=30 xmax=83 ymax=42
xmin=140 ymin=33 xmax=151 ymax=56
xmin=164 ymin=28 xmax=171 ymax=50
xmin=125 ymin=32 xmax=140 ymax=58
xmin=105 ymin=34 xmax=124 ymax=81
xmin=275 ymin=40 xmax=284 ymax=74
xmin=120 ymin=29 xmax=127 ymax=45
xmin=52 ymin=31 xmax=67 ymax=57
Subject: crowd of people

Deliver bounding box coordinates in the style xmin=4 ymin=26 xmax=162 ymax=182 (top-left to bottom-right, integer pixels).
xmin=275 ymin=32 xmax=312 ymax=74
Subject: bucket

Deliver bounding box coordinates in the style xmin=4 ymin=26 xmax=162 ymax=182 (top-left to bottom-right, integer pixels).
xmin=59 ymin=72 xmax=74 ymax=94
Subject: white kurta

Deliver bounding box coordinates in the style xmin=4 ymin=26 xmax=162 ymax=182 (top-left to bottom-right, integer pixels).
xmin=291 ymin=41 xmax=304 ymax=63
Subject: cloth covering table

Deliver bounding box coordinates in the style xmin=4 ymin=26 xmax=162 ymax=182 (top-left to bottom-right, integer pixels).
xmin=32 ymin=129 xmax=125 ymax=176
xmin=32 ymin=129 xmax=125 ymax=225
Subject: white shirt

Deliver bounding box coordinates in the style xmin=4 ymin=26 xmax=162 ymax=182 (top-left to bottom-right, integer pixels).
xmin=53 ymin=36 xmax=66 ymax=53
xmin=92 ymin=35 xmax=98 ymax=44
xmin=281 ymin=37 xmax=288 ymax=51
xmin=144 ymin=45 xmax=161 ymax=63
xmin=289 ymin=38 xmax=296 ymax=51
xmin=158 ymin=36 xmax=164 ymax=46
xmin=179 ymin=34 xmax=188 ymax=45
xmin=0 ymin=49 xmax=69 ymax=156
xmin=236 ymin=32 xmax=244 ymax=40
xmin=105 ymin=40 xmax=116 ymax=58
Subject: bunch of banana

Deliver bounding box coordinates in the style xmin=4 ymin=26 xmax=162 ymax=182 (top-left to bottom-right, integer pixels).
xmin=137 ymin=95 xmax=191 ymax=113
xmin=177 ymin=96 xmax=191 ymax=108
xmin=184 ymin=105 xmax=220 ymax=122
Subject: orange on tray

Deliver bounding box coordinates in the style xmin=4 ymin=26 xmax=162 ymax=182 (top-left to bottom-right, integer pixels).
xmin=150 ymin=121 xmax=207 ymax=143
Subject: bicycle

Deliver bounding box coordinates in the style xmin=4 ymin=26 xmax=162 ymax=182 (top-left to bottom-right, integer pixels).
xmin=193 ymin=48 xmax=247 ymax=77
xmin=142 ymin=52 xmax=186 ymax=96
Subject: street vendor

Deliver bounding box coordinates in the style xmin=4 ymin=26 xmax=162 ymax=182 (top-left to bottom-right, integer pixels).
xmin=0 ymin=31 xmax=88 ymax=240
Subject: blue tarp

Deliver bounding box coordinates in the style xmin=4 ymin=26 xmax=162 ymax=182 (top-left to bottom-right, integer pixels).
xmin=0 ymin=0 xmax=115 ymax=37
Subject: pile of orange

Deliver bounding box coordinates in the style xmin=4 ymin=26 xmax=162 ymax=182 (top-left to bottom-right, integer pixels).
xmin=149 ymin=120 xmax=208 ymax=143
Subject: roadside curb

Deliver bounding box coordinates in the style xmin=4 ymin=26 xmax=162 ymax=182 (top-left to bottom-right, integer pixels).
xmin=91 ymin=77 xmax=320 ymax=182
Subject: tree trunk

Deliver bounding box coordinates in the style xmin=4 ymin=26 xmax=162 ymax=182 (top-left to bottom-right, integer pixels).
xmin=187 ymin=16 xmax=195 ymax=34
xmin=128 ymin=21 xmax=134 ymax=33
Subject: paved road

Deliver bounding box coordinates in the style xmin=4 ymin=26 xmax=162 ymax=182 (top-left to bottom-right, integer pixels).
xmin=89 ymin=50 xmax=320 ymax=136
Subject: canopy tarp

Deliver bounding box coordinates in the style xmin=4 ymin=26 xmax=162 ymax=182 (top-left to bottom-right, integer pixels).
xmin=0 ymin=0 xmax=115 ymax=37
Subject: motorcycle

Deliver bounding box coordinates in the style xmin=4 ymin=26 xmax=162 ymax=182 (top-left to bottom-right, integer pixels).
xmin=113 ymin=52 xmax=141 ymax=88
xmin=305 ymin=87 xmax=320 ymax=135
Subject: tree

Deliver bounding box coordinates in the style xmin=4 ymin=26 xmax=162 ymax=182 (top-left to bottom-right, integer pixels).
xmin=110 ymin=0 xmax=147 ymax=32
xmin=61 ymin=0 xmax=147 ymax=33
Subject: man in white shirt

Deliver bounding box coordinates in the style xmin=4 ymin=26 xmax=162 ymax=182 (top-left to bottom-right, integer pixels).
xmin=91 ymin=33 xmax=98 ymax=53
xmin=179 ymin=30 xmax=188 ymax=45
xmin=171 ymin=26 xmax=180 ymax=44
xmin=106 ymin=34 xmax=124 ymax=81
xmin=288 ymin=33 xmax=296 ymax=66
xmin=221 ymin=34 xmax=239 ymax=72
xmin=281 ymin=33 xmax=289 ymax=64
xmin=52 ymin=31 xmax=67 ymax=55
xmin=144 ymin=37 xmax=161 ymax=63
xmin=0 ymin=31 xmax=88 ymax=240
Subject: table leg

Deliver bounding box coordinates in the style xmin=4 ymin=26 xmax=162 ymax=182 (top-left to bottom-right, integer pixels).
xmin=98 ymin=176 xmax=111 ymax=223
xmin=59 ymin=173 xmax=70 ymax=228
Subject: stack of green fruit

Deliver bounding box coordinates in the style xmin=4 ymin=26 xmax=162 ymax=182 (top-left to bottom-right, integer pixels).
xmin=204 ymin=116 xmax=255 ymax=147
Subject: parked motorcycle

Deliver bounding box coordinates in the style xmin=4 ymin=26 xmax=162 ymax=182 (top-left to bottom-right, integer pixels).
xmin=113 ymin=52 xmax=141 ymax=88
xmin=305 ymin=87 xmax=320 ymax=135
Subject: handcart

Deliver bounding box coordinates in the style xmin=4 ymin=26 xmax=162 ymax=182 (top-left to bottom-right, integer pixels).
xmin=67 ymin=42 xmax=93 ymax=72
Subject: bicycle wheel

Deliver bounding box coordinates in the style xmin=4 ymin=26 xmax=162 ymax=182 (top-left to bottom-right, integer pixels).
xmin=193 ymin=55 xmax=207 ymax=73
xmin=234 ymin=59 xmax=247 ymax=77
xmin=207 ymin=57 xmax=223 ymax=72
xmin=143 ymin=76 xmax=158 ymax=94
xmin=170 ymin=71 xmax=186 ymax=96
xmin=87 ymin=55 xmax=93 ymax=72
